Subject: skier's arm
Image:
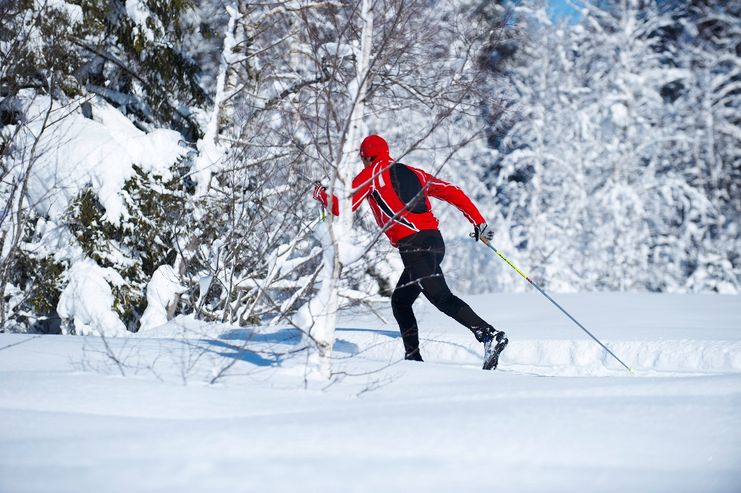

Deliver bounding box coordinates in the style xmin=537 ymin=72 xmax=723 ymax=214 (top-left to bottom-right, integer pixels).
xmin=313 ymin=183 xmax=339 ymax=216
xmin=349 ymin=167 xmax=373 ymax=211
xmin=312 ymin=168 xmax=373 ymax=216
xmin=425 ymin=173 xmax=486 ymax=225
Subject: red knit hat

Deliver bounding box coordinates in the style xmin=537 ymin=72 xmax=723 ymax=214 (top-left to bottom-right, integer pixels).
xmin=359 ymin=134 xmax=390 ymax=161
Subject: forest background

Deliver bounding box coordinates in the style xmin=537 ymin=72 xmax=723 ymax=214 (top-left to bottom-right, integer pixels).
xmin=0 ymin=0 xmax=738 ymax=343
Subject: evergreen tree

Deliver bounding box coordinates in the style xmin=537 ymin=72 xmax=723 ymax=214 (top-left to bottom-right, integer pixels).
xmin=0 ymin=1 xmax=203 ymax=332
xmin=73 ymin=0 xmax=209 ymax=139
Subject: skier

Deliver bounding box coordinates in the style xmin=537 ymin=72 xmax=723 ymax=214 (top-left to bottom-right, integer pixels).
xmin=311 ymin=135 xmax=508 ymax=370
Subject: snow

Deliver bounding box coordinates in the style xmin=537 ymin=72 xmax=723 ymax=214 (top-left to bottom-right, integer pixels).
xmin=319 ymin=42 xmax=355 ymax=59
xmin=25 ymin=217 xmax=84 ymax=262
xmin=19 ymin=93 xmax=185 ymax=225
xmin=610 ymin=102 xmax=629 ymax=127
xmin=56 ymin=259 xmax=128 ymax=336
xmin=125 ymin=0 xmax=163 ymax=41
xmin=0 ymin=293 xmax=739 ymax=492
xmin=338 ymin=237 xmax=366 ymax=265
xmin=138 ymin=266 xmax=186 ymax=332
xmin=35 ymin=0 xmax=82 ymax=24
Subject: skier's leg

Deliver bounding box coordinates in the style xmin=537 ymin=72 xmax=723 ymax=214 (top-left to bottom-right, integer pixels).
xmin=390 ymin=267 xmax=423 ymax=361
xmin=398 ymin=230 xmax=507 ymax=369
xmin=419 ymin=265 xmax=496 ymax=340
xmin=420 ymin=262 xmax=508 ymax=369
xmin=405 ymin=231 xmax=498 ymax=341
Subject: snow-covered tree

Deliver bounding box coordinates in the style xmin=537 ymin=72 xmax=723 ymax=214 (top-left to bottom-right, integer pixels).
xmin=0 ymin=1 xmax=197 ymax=333
xmin=674 ymin=1 xmax=740 ymax=292
xmin=487 ymin=0 xmax=739 ymax=293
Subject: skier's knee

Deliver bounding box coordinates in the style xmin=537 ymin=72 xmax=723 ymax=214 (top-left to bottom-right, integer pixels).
xmin=426 ymin=290 xmax=457 ymax=314
xmin=391 ymin=289 xmax=411 ymax=312
xmin=391 ymin=289 xmax=402 ymax=307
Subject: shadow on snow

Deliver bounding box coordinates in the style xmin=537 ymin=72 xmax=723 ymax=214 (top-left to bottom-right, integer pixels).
xmin=205 ymin=326 xmax=400 ymax=363
xmin=202 ymin=339 xmax=276 ymax=367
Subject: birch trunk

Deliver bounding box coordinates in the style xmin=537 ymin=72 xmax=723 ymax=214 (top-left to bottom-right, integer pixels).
xmin=301 ymin=0 xmax=375 ymax=377
xmin=192 ymin=3 xmax=242 ymax=196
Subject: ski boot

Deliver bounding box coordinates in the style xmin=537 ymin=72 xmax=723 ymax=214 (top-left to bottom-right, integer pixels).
xmin=404 ymin=348 xmax=424 ymax=362
xmin=474 ymin=327 xmax=508 ymax=371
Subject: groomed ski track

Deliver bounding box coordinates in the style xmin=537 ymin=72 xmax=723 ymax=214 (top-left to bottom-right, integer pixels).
xmin=0 ymin=293 xmax=739 ymax=493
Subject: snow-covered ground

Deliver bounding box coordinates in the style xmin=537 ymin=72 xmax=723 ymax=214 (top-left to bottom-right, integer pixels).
xmin=1 ymin=293 xmax=740 ymax=492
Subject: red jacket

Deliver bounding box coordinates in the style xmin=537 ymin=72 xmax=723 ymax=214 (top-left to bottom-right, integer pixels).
xmin=317 ymin=157 xmax=486 ymax=247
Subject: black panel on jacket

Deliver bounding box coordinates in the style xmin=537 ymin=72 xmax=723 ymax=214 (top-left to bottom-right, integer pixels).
xmin=390 ymin=163 xmax=429 ymax=213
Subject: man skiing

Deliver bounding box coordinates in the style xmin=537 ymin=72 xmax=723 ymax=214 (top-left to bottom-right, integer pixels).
xmin=312 ymin=135 xmax=508 ymax=370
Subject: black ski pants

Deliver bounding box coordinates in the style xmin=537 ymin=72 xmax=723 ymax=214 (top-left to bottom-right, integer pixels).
xmin=391 ymin=229 xmax=492 ymax=360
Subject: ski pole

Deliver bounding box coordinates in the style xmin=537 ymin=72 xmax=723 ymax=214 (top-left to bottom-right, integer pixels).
xmin=479 ymin=237 xmax=634 ymax=373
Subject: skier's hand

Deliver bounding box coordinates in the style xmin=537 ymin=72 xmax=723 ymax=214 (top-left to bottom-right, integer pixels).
xmin=312 ymin=182 xmax=328 ymax=206
xmin=472 ymin=223 xmax=494 ymax=242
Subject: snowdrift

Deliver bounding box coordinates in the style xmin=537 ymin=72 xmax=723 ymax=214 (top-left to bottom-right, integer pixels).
xmin=136 ymin=292 xmax=741 ymax=378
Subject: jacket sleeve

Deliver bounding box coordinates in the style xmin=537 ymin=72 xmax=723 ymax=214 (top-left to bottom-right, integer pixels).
xmin=424 ymin=171 xmax=486 ymax=225
xmin=350 ymin=166 xmax=373 ymax=212
xmin=315 ymin=188 xmax=339 ymax=216
xmin=319 ymin=167 xmax=373 ymax=216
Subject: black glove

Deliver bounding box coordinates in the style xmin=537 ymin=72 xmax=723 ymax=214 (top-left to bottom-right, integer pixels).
xmin=472 ymin=223 xmax=494 ymax=242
